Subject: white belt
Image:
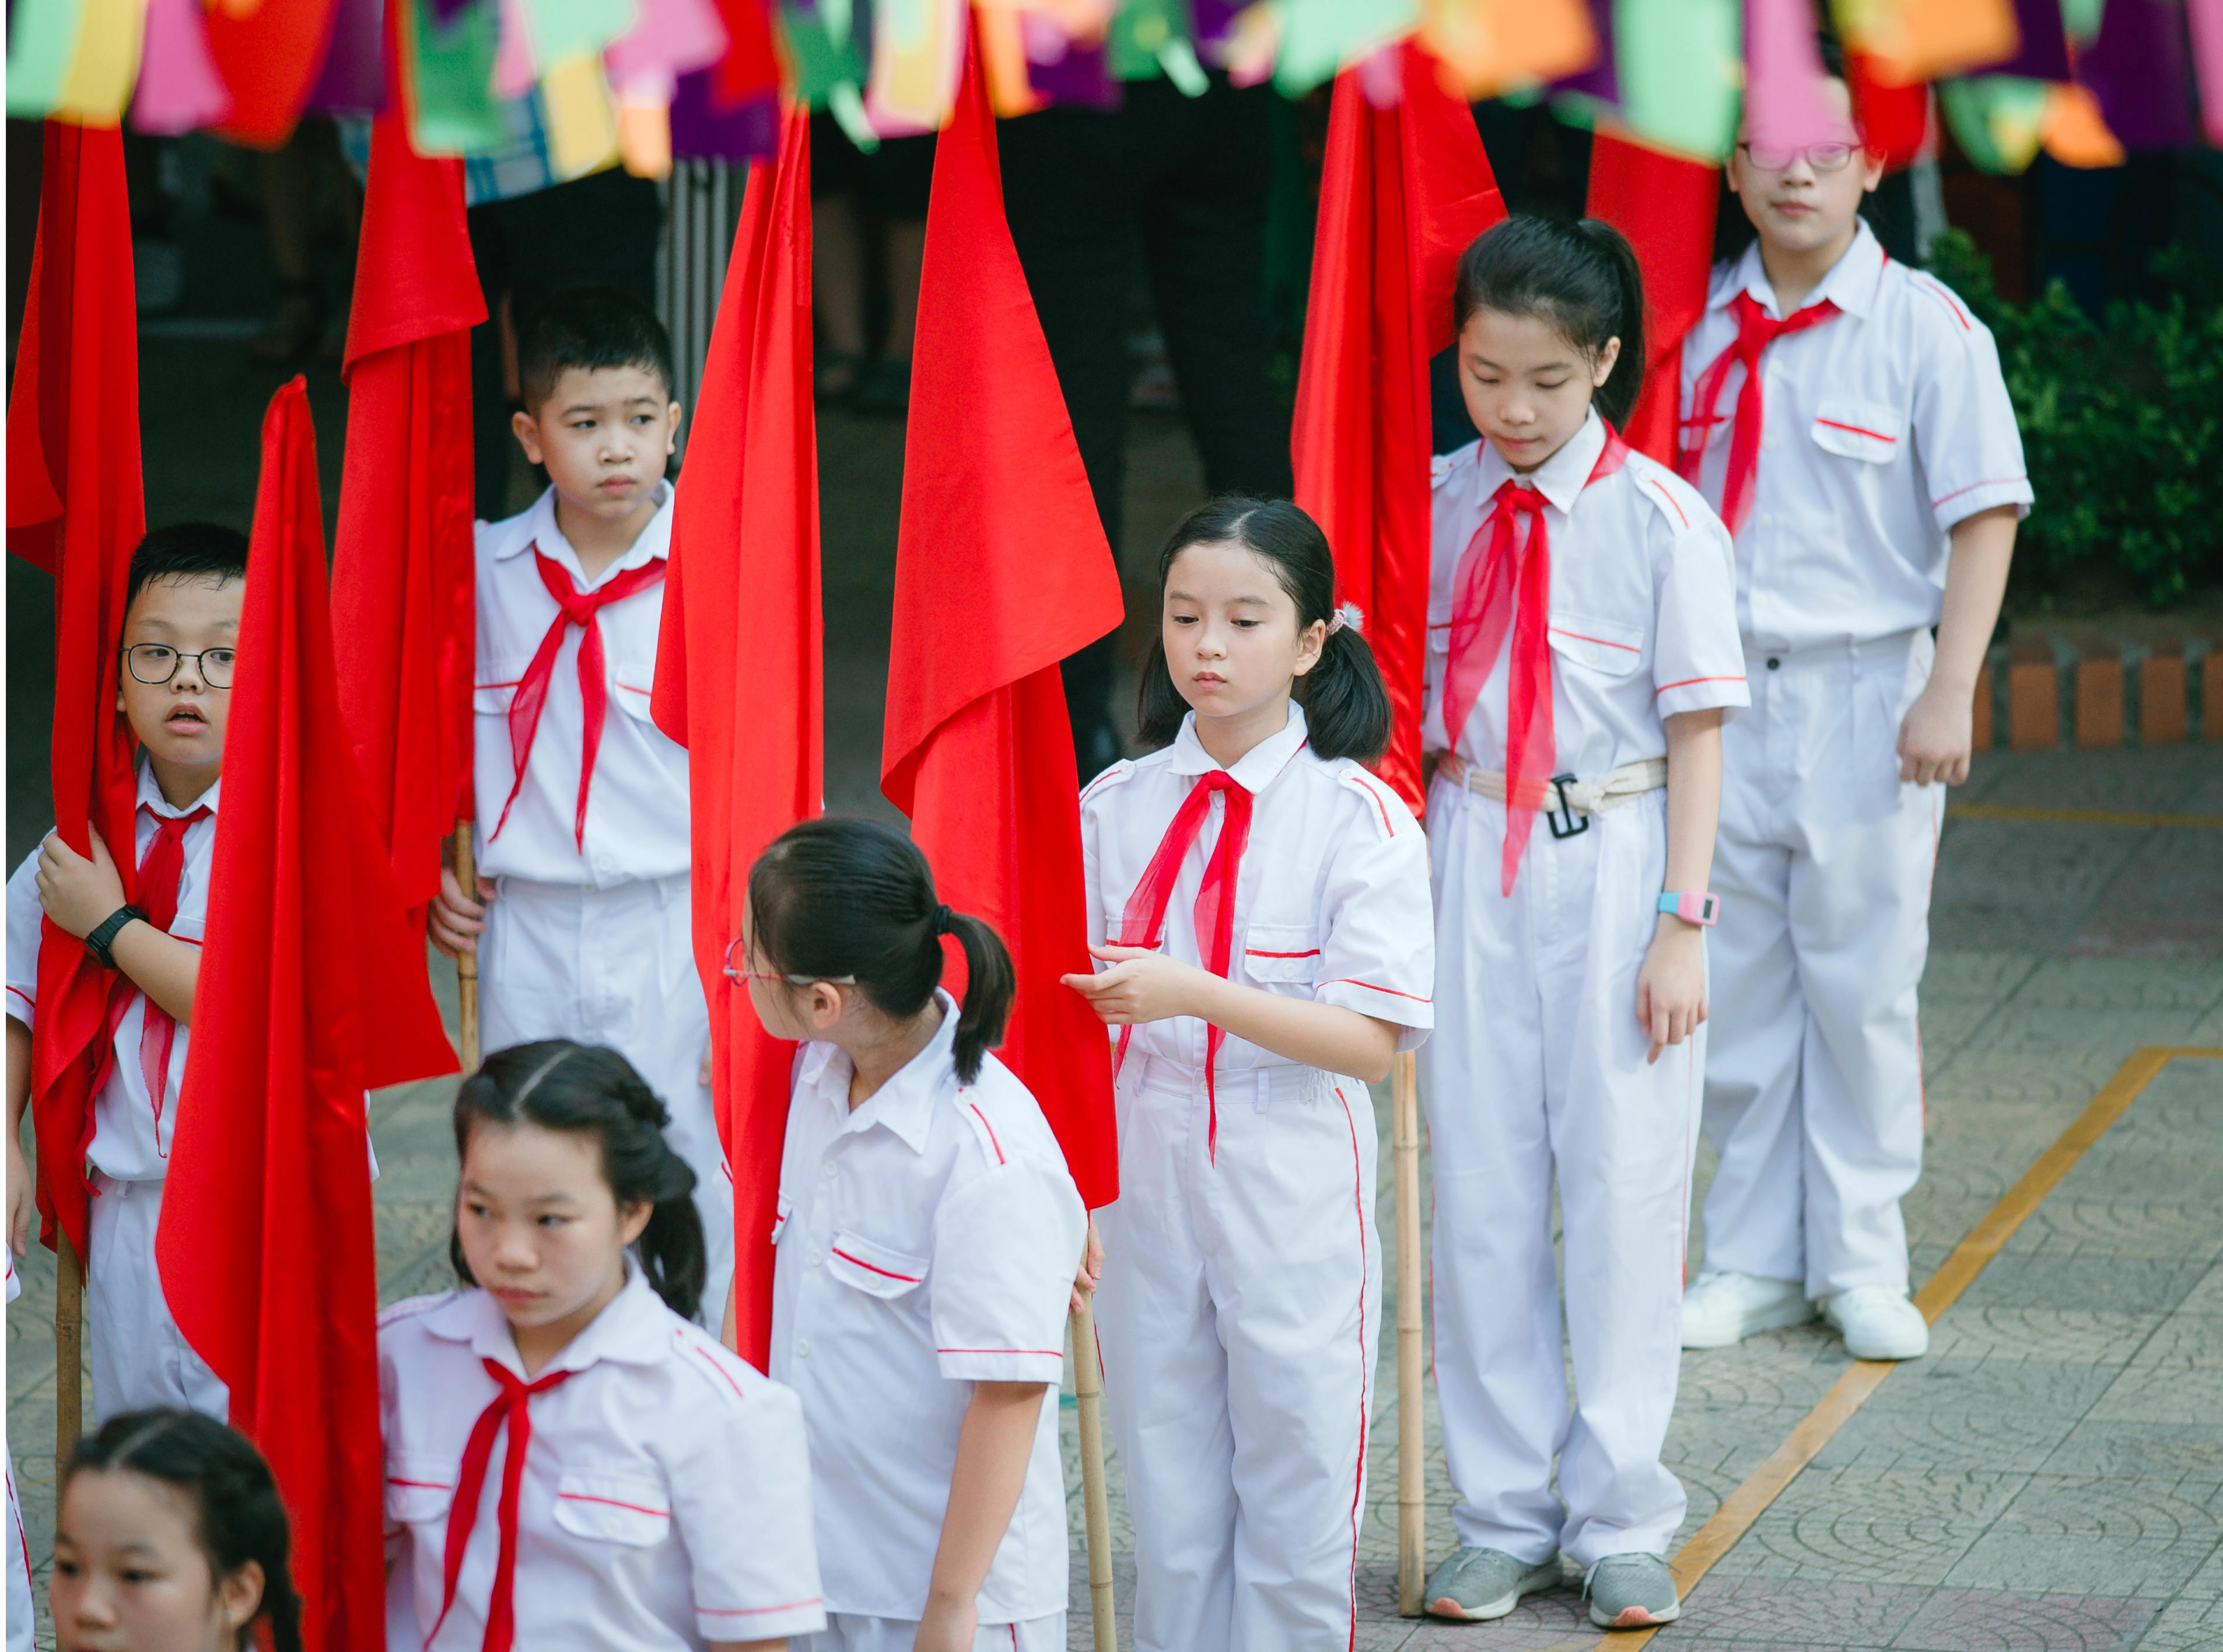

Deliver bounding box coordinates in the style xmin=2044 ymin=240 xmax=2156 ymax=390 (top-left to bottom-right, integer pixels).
xmin=1440 ymin=752 xmax=1667 ymax=816
xmin=1126 ymin=1053 xmax=1333 ymax=1111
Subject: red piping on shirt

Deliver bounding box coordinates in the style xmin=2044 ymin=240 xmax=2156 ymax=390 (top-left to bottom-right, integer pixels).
xmin=1324 ymin=978 xmax=1431 ymax=1005
xmin=967 ymin=1102 xmax=1006 ymax=1166
xmin=831 ymin=1247 xmax=923 ymax=1283
xmin=937 ymin=1348 xmax=1063 ymax=1357
xmin=6 ymin=986 xmax=32 ymax=1013
xmin=1244 ymin=948 xmax=1321 ymax=959
xmin=1656 ymin=674 xmax=1748 ymax=694
xmin=615 ymin=682 xmax=653 ymax=697
xmin=1345 ymin=771 xmax=1396 ymax=835
xmin=1333 ymin=1083 xmax=1368 ymax=1652
xmin=475 ymin=679 xmax=523 ymax=691
xmin=697 ymin=1598 xmax=824 ymax=1616
xmin=1548 ymin=627 xmax=1640 ymax=653
xmin=1815 ymin=418 xmax=1898 ymax=443
xmin=384 ymin=1477 xmax=452 ymax=1490
xmin=1931 ymin=475 xmax=2026 ymax=509
xmin=556 ymin=1491 xmax=670 ymax=1518
xmin=678 ymin=1331 xmax=748 ymax=1401
xmin=1911 ymin=276 xmax=1973 ymax=330
xmin=1637 ymin=478 xmax=1690 ymax=528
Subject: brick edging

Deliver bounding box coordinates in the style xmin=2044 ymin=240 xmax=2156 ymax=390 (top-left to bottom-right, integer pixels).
xmin=1977 ymin=631 xmax=2217 ymax=752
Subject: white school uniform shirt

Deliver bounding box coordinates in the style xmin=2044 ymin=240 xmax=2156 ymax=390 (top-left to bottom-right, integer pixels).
xmin=1422 ymin=411 xmax=1750 ymax=774
xmin=379 ymin=1264 xmax=825 ymax=1651
xmin=1678 ymin=220 xmax=2033 ymax=652
xmin=1080 ymin=702 xmax=1434 ymax=1068
xmin=472 ymin=484 xmax=689 ymax=887
xmin=3 ymin=765 xmax=220 ymax=1182
xmin=770 ymin=994 xmax=1086 ymax=1623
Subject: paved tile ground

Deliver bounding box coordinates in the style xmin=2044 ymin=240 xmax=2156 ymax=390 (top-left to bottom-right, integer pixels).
xmin=8 ymin=339 xmax=2223 ymax=1651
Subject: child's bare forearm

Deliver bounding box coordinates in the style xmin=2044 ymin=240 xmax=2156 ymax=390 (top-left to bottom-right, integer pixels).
xmin=1192 ymin=979 xmax=1398 ymax=1083
xmin=1661 ymin=709 xmax=1724 ymax=904
xmin=6 ymin=1017 xmax=29 ymax=1147
xmin=925 ymin=1381 xmax=1048 ymax=1616
xmin=1934 ymin=506 xmax=2017 ymax=696
xmin=108 ymin=923 xmax=199 ymax=1025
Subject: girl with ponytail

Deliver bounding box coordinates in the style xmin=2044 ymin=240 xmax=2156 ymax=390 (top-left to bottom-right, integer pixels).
xmin=1065 ymin=496 xmax=1436 ymax=1651
xmin=1415 ymin=215 xmax=1747 ymax=1631
xmin=741 ymin=817 xmax=1087 ymax=1652
xmin=379 ymin=1041 xmax=825 ymax=1651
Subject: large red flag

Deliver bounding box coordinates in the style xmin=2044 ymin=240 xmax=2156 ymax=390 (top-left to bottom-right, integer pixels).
xmin=160 ymin=379 xmax=458 ymax=1652
xmin=880 ymin=36 xmax=1122 ymax=1212
xmin=5 ymin=123 xmax=147 ymax=1257
xmin=1291 ymin=48 xmax=1503 ymax=814
xmin=205 ymin=0 xmax=343 ymax=149
xmin=1584 ymin=131 xmax=1718 ymax=465
xmin=650 ymin=106 xmax=824 ymax=1368
xmin=330 ymin=103 xmax=486 ymax=922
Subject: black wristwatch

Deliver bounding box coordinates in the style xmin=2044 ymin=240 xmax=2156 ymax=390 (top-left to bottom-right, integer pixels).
xmin=83 ymin=905 xmax=149 ymax=971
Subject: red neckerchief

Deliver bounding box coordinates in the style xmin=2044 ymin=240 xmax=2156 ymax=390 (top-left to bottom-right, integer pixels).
xmin=1676 ymin=289 xmax=1839 ymax=534
xmin=424 ymin=1359 xmax=576 ymax=1652
xmin=87 ymin=802 xmax=211 ymax=1153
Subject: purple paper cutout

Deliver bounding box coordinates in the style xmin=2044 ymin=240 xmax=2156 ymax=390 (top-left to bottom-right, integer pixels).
xmin=1550 ymin=0 xmax=1615 ymax=103
xmin=303 ymin=0 xmax=387 ymax=114
xmin=1189 ymin=0 xmax=1242 ymax=55
xmin=2080 ymin=0 xmax=2196 ymax=152
xmin=1985 ymin=0 xmax=2072 ymax=81
xmin=670 ymin=72 xmax=779 ymax=158
xmin=1027 ymin=32 xmax=1121 ymax=110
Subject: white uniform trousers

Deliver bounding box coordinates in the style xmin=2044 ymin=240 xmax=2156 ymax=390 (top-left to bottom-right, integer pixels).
xmin=479 ymin=873 xmax=734 ymax=1326
xmin=7 ymin=1446 xmax=31 ymax=1652
xmin=1420 ymin=783 xmax=1701 ymax=1566
xmin=86 ymin=1176 xmax=229 ymax=1424
xmin=802 ymin=1613 xmax=1065 ymax=1651
xmin=1094 ymin=1055 xmax=1380 ymax=1652
xmin=1703 ymin=631 xmax=1940 ymax=1298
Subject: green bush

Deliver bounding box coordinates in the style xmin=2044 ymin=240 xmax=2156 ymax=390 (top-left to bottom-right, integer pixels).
xmin=1925 ymin=230 xmax=2223 ymax=608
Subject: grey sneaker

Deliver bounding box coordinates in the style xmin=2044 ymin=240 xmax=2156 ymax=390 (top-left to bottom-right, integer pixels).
xmin=1584 ymin=1553 xmax=1681 ymax=1629
xmin=1423 ymin=1546 xmax=1561 ymax=1621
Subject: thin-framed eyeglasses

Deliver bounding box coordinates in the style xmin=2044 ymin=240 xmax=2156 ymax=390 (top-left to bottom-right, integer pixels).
xmin=122 ymin=644 xmax=236 ymax=687
xmin=721 ymin=937 xmax=856 ymax=986
xmin=1737 ymin=140 xmax=1860 ymax=173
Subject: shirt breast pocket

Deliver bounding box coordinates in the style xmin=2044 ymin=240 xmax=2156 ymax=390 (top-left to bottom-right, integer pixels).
xmin=1242 ymin=924 xmax=1322 ymax=991
xmin=1810 ymin=400 xmax=1905 ymax=466
xmin=828 ymin=1230 xmax=930 ymax=1299
xmin=552 ymin=1472 xmax=674 ymax=1548
xmin=473 ymin=652 xmax=534 ymax=717
xmin=1546 ymin=612 xmax=1646 ymax=678
xmin=384 ymin=1457 xmax=456 ymax=1528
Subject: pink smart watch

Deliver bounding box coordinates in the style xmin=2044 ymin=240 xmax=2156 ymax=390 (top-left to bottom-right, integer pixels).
xmin=1658 ymin=891 xmax=1720 ymax=927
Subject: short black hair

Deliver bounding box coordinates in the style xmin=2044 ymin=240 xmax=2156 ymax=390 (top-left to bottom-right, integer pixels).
xmin=125 ymin=522 xmax=249 ymax=612
xmin=515 ymin=286 xmax=676 ymax=412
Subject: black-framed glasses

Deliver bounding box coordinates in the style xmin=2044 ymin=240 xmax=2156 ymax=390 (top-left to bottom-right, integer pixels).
xmin=123 ymin=644 xmax=236 ymax=688
xmin=1737 ymin=140 xmax=1860 ymax=173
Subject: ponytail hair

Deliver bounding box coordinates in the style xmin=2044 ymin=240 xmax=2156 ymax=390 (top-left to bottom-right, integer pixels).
xmin=748 ymin=817 xmax=1014 ymax=1085
xmin=65 ymin=1409 xmax=303 ymax=1652
xmin=1137 ymin=495 xmax=1392 ymax=763
xmin=1451 ymin=214 xmax=1648 ymax=430
xmin=452 ymin=1041 xmax=707 ymax=1322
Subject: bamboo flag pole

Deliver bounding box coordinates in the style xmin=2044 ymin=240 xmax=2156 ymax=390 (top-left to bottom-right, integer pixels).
xmin=55 ymin=1230 xmax=83 ymax=1477
xmin=1070 ymin=1291 xmax=1116 ymax=1652
xmin=453 ymin=822 xmax=480 ymax=1071
xmin=1394 ymin=1049 xmax=1426 ymax=1616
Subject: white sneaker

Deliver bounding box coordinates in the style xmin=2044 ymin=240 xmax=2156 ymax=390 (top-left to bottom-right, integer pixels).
xmin=1679 ymin=1271 xmax=1816 ymax=1349
xmin=1822 ymin=1285 xmax=1929 ymax=1360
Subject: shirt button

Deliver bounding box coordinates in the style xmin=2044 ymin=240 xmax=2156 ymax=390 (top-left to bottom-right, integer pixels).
xmin=1766 ymin=657 xmax=1781 ymax=670
xmin=822 ymin=1160 xmax=838 ymax=1178
xmin=808 ymin=1250 xmax=822 ymax=1268
xmin=794 ymin=1338 xmax=809 ymax=1357
xmin=1758 ymin=513 xmax=1774 ymax=527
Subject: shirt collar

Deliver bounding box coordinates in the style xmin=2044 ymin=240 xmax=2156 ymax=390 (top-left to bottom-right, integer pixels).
xmin=799 ymin=989 xmax=962 ymax=1154
xmin=1167 ymin=701 xmax=1311 ymax=792
xmin=427 ymin=1259 xmax=670 ymax=1377
xmin=1472 ymin=409 xmax=1606 ymax=516
xmin=495 ymin=481 xmax=675 ymax=584
xmin=1719 ymin=219 xmax=1884 ymax=320
xmin=138 ymin=760 xmax=220 ymax=821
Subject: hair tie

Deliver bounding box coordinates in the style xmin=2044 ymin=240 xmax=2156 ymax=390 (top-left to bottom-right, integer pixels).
xmin=933 ymin=904 xmax=953 ymax=936
xmin=1327 ymin=601 xmax=1364 ymax=637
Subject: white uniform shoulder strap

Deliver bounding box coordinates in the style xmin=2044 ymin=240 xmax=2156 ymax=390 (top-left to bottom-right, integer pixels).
xmin=1079 ymin=758 xmax=1136 ymax=810
xmin=1336 ymin=764 xmax=1408 ymax=841
xmin=953 ymin=1086 xmax=1014 ymax=1170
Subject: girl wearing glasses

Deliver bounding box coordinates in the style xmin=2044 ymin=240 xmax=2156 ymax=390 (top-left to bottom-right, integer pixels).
xmin=1676 ymin=41 xmax=2028 ymax=1367
xmin=740 ymin=818 xmax=1087 ymax=1652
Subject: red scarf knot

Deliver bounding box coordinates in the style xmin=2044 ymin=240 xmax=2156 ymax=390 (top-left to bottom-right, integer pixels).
xmin=488 ymin=547 xmax=667 ymax=855
xmin=89 ymin=803 xmax=212 ymax=1150
xmin=1112 ymin=768 xmax=1255 ymax=1163
xmin=426 ymin=1358 xmax=576 ymax=1652
xmin=1676 ymin=289 xmax=1839 ymax=535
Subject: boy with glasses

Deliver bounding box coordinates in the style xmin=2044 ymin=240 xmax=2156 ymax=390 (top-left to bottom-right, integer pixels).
xmin=6 ymin=523 xmax=247 ymax=1419
xmin=1674 ymin=51 xmax=2029 ymax=1362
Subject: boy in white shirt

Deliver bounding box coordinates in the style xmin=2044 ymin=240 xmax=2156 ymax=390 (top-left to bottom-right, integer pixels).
xmin=1675 ymin=61 xmax=2029 ymax=1362
xmin=428 ymin=287 xmax=734 ymax=1324
xmin=6 ymin=523 xmax=247 ymax=1420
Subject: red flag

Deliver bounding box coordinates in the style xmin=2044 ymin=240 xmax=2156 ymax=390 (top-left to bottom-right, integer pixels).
xmin=331 ymin=104 xmax=486 ymax=921
xmin=1291 ymin=47 xmax=1503 ymax=814
xmin=205 ymin=0 xmax=343 ymax=149
xmin=649 ymin=106 xmax=824 ymax=1368
xmin=159 ymin=379 xmax=458 ymax=1652
xmin=1584 ymin=130 xmax=1718 ymax=466
xmin=880 ymin=36 xmax=1122 ymax=1212
xmin=5 ymin=123 xmax=147 ymax=1257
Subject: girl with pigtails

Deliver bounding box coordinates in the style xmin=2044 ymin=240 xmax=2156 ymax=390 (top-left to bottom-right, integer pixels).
xmin=1063 ymin=498 xmax=1436 ymax=1652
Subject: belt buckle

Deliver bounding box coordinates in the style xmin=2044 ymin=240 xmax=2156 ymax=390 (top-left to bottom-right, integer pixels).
xmin=1545 ymin=774 xmax=1588 ymax=839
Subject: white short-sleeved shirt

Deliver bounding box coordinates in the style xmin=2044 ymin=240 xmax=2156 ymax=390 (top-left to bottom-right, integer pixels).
xmin=380 ymin=1265 xmax=824 ymax=1651
xmin=1678 ymin=221 xmax=2033 ymax=652
xmin=1080 ymin=702 xmax=1435 ymax=1072
xmin=472 ymin=485 xmax=689 ymax=887
xmin=1423 ymin=412 xmax=1749 ymax=776
xmin=4 ymin=766 xmax=221 ymax=1182
xmin=769 ymin=995 xmax=1086 ymax=1623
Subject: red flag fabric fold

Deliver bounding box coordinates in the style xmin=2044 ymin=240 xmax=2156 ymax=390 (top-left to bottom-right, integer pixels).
xmin=5 ymin=123 xmax=148 ymax=1257
xmin=1291 ymin=47 xmax=1504 ymax=814
xmin=880 ymin=37 xmax=1122 ymax=1212
xmin=649 ymin=104 xmax=824 ymax=1368
xmin=160 ymin=377 xmax=458 ymax=1652
xmin=331 ymin=109 xmax=485 ymax=918
xmin=1584 ymin=130 xmax=1719 ymax=466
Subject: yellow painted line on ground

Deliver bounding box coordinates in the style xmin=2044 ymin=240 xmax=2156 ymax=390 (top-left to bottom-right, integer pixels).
xmin=1618 ymin=1046 xmax=2223 ymax=1647
xmin=1949 ymin=803 xmax=2223 ymax=830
